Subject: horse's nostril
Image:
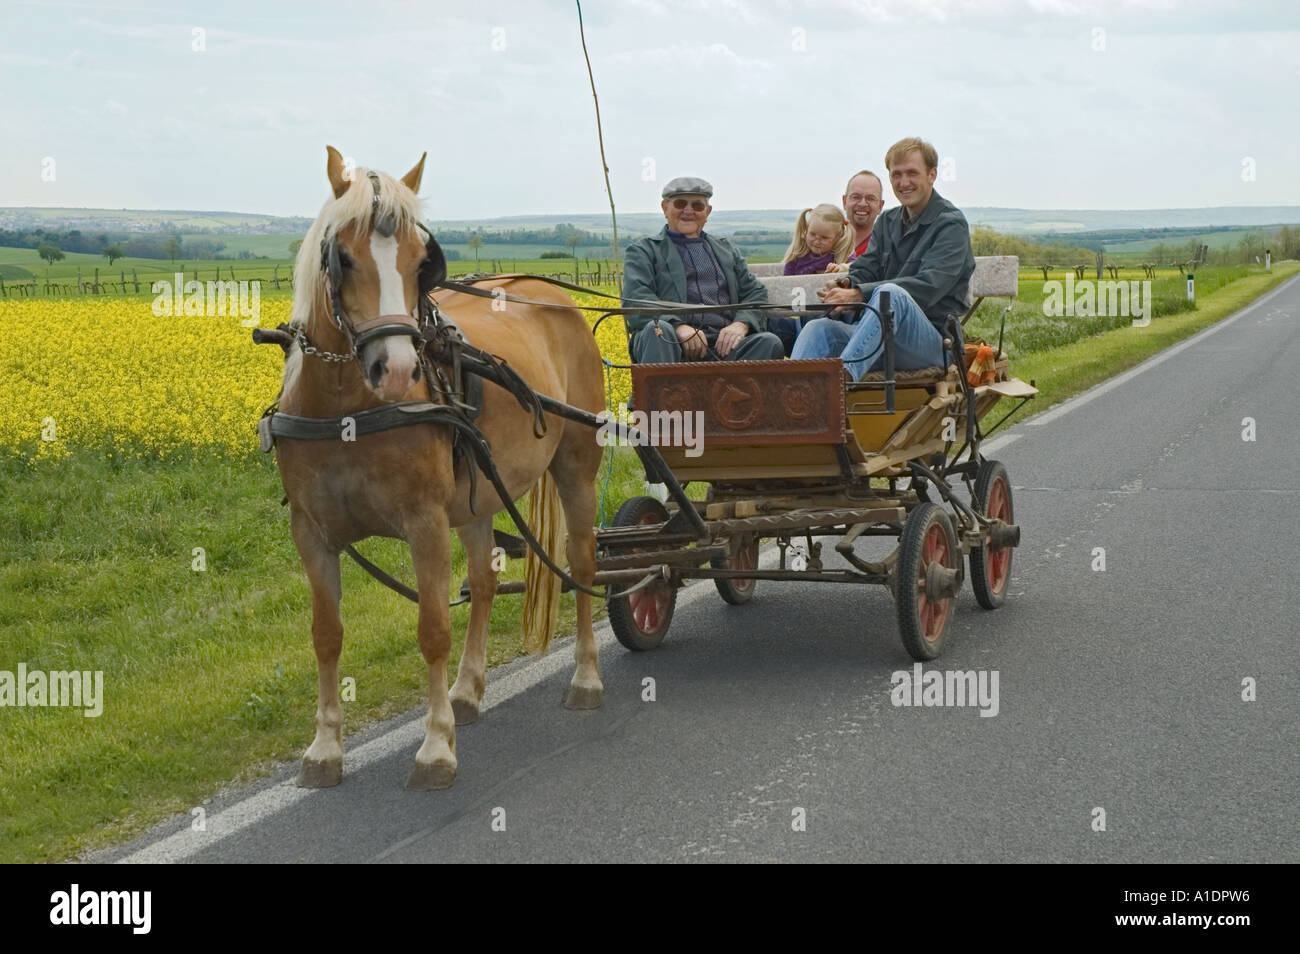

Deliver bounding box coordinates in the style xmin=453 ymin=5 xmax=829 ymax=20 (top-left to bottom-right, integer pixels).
xmin=411 ymin=363 xmax=422 ymax=381
xmin=368 ymin=359 xmax=386 ymax=387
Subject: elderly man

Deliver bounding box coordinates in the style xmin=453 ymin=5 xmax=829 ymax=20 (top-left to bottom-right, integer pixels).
xmin=792 ymin=138 xmax=975 ymax=379
xmin=623 ymin=177 xmax=784 ymax=363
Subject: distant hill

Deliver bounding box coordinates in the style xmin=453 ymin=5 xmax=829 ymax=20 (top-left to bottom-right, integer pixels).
xmin=3 ymin=204 xmax=1298 ymax=240
xmin=0 ymin=207 xmax=314 ymax=234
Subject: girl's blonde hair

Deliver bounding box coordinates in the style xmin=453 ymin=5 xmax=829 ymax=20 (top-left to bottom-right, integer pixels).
xmin=782 ymin=204 xmax=854 ymax=264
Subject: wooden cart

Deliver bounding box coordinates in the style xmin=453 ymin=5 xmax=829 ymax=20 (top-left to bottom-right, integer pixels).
xmin=596 ymin=294 xmax=1037 ymax=661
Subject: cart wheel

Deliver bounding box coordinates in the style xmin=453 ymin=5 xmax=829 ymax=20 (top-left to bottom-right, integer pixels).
xmin=607 ymin=496 xmax=677 ymax=652
xmin=896 ymin=502 xmax=960 ymax=661
xmin=969 ymin=460 xmax=1013 ymax=610
xmin=712 ymin=532 xmax=758 ymax=605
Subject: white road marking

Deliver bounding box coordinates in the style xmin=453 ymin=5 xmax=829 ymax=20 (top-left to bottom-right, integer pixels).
xmin=1026 ymin=275 xmax=1297 ymax=428
xmin=980 ymin=433 xmax=1021 ymax=456
xmin=115 ymin=574 xmax=727 ymax=863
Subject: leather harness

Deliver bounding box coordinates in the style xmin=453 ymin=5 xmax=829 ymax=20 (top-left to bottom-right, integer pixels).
xmin=253 ymin=186 xmax=843 ymax=603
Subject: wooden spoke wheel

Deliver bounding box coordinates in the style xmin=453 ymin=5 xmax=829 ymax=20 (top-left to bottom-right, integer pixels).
xmin=607 ymin=496 xmax=677 ymax=652
xmin=712 ymin=532 xmax=759 ymax=605
xmin=969 ymin=460 xmax=1014 ymax=610
xmin=895 ymin=502 xmax=961 ymax=661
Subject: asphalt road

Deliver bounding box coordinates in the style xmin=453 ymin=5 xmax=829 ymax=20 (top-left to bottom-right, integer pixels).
xmin=100 ymin=277 xmax=1300 ymax=863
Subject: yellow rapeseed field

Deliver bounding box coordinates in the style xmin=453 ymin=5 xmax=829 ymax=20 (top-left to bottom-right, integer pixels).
xmin=0 ymin=291 xmax=632 ymax=460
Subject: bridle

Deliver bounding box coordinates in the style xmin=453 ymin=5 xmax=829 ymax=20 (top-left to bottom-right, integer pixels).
xmin=309 ymin=170 xmax=448 ymax=361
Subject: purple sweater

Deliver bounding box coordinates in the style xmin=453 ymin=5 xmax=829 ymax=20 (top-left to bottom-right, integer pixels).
xmin=783 ymin=251 xmax=836 ymax=275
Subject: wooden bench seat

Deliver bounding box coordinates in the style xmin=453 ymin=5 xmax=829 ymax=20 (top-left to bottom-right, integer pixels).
xmin=753 ymin=254 xmax=1019 ymax=325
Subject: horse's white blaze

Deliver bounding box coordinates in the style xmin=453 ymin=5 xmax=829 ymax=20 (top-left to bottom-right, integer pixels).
xmin=368 ymin=231 xmax=419 ymax=400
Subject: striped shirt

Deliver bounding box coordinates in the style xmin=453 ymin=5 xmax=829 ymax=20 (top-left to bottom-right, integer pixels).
xmin=666 ymin=229 xmax=732 ymax=329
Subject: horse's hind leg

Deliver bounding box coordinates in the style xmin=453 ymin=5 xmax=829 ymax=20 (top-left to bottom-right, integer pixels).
xmin=449 ymin=517 xmax=497 ymax=725
xmin=291 ymin=511 xmax=345 ymax=788
xmin=549 ymin=430 xmax=603 ymax=710
xmin=406 ymin=510 xmax=459 ymax=790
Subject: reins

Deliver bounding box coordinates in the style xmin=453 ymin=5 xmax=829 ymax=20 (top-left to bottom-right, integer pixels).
xmin=437 ymin=272 xmax=844 ymax=319
xmin=256 ymin=264 xmax=846 ymax=606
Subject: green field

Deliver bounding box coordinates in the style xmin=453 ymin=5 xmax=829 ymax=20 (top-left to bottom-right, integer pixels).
xmin=1101 ymin=226 xmax=1288 ymax=254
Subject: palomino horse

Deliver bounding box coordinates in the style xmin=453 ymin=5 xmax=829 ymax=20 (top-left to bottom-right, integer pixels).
xmin=277 ymin=146 xmax=604 ymax=789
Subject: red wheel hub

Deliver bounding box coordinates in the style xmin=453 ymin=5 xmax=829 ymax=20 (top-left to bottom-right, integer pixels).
xmin=727 ymin=536 xmax=757 ymax=592
xmin=918 ymin=523 xmax=953 ymax=642
xmin=628 ymin=510 xmax=672 ymax=636
xmin=986 ymin=478 xmax=1011 ymax=594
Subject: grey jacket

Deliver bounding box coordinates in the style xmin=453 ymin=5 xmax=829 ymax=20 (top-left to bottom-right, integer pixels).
xmin=847 ymin=190 xmax=975 ymax=326
xmin=621 ymin=227 xmax=769 ymax=334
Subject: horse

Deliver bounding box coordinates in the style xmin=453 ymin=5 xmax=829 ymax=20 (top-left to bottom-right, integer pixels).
xmin=275 ymin=146 xmax=604 ymax=789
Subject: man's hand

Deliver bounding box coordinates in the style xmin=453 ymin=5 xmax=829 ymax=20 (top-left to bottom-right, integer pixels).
xmin=817 ymin=285 xmax=864 ymax=316
xmin=675 ymin=322 xmax=709 ymax=359
xmin=714 ymin=320 xmax=749 ymax=358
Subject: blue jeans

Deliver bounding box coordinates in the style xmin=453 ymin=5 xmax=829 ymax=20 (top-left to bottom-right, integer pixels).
xmin=790 ymin=283 xmax=945 ymax=380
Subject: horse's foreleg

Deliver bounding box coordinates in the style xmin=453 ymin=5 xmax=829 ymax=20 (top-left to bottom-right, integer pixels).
xmin=406 ymin=511 xmax=458 ymax=790
xmin=551 ymin=447 xmax=603 ymax=710
xmin=292 ymin=513 xmax=345 ymax=788
xmin=449 ymin=518 xmax=497 ymax=725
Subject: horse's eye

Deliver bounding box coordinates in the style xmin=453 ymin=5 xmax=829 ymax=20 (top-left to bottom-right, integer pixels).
xmin=338 ymin=250 xmax=353 ymax=269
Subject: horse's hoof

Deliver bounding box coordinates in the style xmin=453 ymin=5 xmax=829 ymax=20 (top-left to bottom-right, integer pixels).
xmin=564 ymin=684 xmax=603 ymax=710
xmin=450 ymin=697 xmax=480 ymax=726
xmin=297 ymin=757 xmax=343 ymax=788
xmin=405 ymin=760 xmax=456 ymax=791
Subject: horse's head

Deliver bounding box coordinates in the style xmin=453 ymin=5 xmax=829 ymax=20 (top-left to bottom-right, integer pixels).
xmin=304 ymin=145 xmax=445 ymax=403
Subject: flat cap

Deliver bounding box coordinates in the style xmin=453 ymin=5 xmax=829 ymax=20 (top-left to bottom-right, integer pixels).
xmin=662 ymin=176 xmax=713 ymax=199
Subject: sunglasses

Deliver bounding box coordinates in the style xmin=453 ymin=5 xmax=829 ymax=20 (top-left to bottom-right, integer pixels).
xmin=670 ymin=198 xmax=709 ymax=211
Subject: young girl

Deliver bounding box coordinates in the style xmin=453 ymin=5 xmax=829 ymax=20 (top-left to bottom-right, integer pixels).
xmin=782 ymin=204 xmax=854 ymax=275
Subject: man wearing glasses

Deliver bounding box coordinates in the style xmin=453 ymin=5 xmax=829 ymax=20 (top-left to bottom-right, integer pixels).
xmin=843 ymin=169 xmax=884 ymax=262
xmin=623 ymin=177 xmax=783 ymax=364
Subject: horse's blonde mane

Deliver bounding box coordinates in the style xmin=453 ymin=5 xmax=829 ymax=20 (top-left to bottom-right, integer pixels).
xmin=289 ymin=166 xmax=425 ymax=330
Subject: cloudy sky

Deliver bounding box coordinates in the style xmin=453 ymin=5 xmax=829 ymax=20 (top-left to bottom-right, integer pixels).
xmin=3 ymin=0 xmax=1297 ymax=219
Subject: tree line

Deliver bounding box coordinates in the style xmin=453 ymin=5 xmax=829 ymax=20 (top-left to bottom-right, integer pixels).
xmin=431 ymin=223 xmax=610 ymax=247
xmin=3 ymin=228 xmax=238 ymax=264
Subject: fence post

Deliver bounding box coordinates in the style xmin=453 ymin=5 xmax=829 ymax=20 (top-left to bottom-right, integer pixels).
xmin=273 ymin=265 xmax=280 ymax=289
xmin=1095 ymin=249 xmax=1104 ymax=280
xmin=1265 ymin=249 xmax=1272 ymax=272
xmin=133 ymin=268 xmax=140 ymax=292
xmin=77 ymin=266 xmax=83 ymax=294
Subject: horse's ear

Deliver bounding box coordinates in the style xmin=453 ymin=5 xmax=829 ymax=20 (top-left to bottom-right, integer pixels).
xmin=401 ymin=152 xmax=427 ymax=195
xmin=326 ymin=145 xmax=350 ymax=199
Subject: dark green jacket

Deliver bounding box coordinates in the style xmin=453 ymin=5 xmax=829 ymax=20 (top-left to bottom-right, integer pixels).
xmin=847 ymin=190 xmax=975 ymax=326
xmin=621 ymin=227 xmax=769 ymax=334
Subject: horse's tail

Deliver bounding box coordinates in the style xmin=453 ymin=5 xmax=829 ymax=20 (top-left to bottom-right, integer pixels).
xmin=522 ymin=471 xmax=566 ymax=654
